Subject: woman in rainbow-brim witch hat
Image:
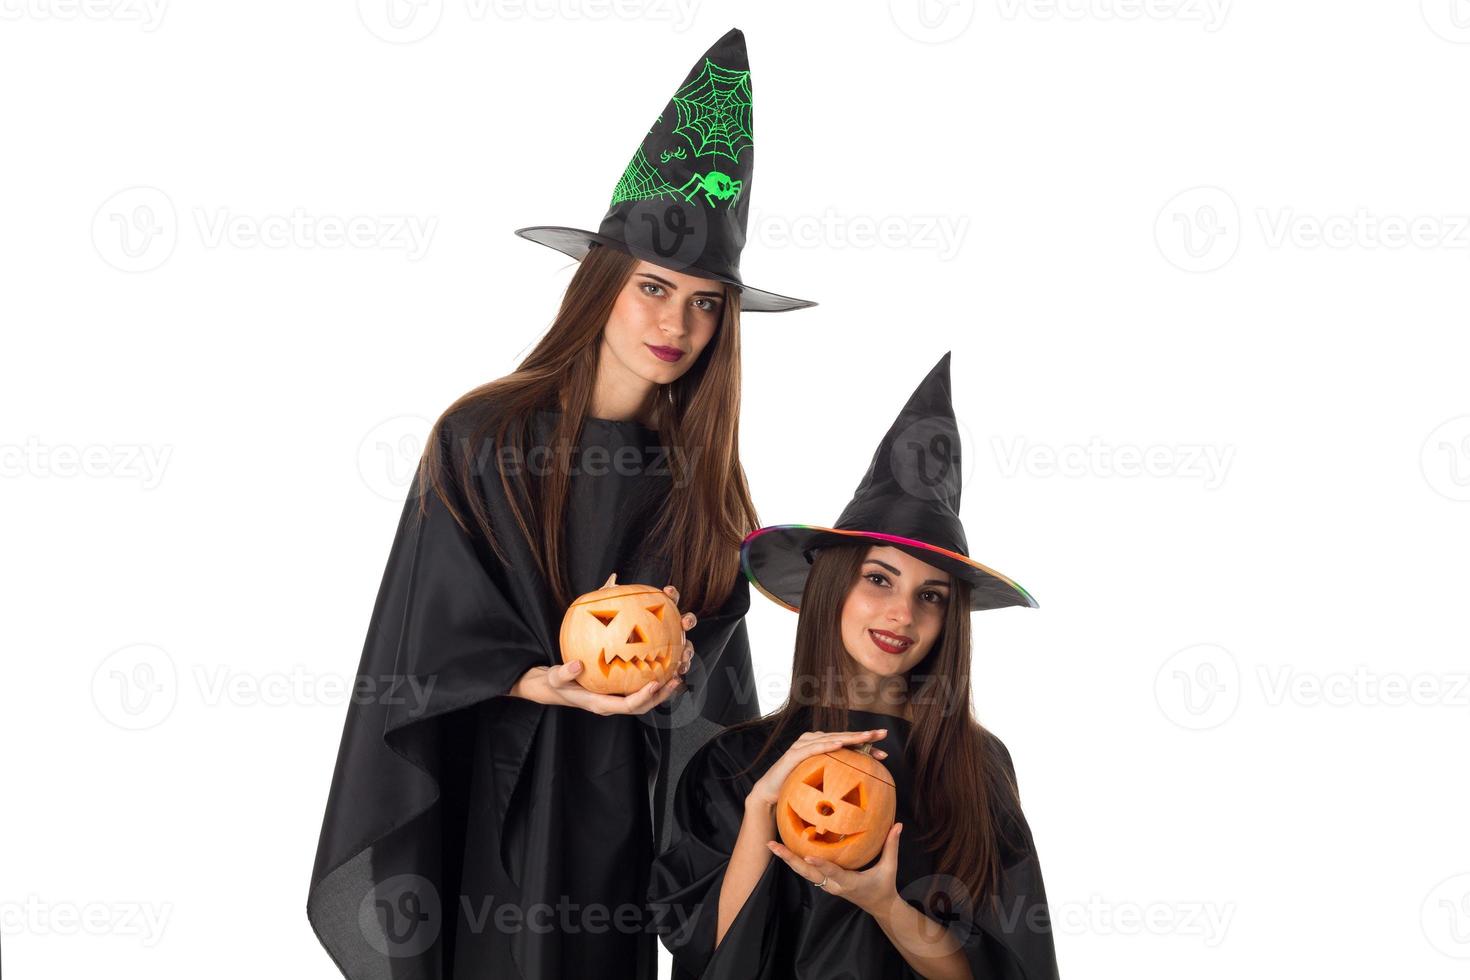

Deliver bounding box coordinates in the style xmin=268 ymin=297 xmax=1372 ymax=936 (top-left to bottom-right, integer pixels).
xmin=650 ymin=353 xmax=1059 ymax=980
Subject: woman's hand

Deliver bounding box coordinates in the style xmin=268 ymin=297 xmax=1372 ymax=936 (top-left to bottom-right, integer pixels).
xmin=767 ymin=823 xmax=904 ymax=918
xmin=745 ymin=728 xmax=889 ymax=811
xmin=510 ymin=584 xmax=695 ymax=716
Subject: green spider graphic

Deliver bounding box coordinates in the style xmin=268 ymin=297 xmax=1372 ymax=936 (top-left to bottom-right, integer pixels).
xmin=676 ymin=170 xmax=742 ymax=207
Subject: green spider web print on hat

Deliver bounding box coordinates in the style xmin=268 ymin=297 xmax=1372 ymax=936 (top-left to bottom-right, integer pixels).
xmin=609 ymin=57 xmax=753 ymax=210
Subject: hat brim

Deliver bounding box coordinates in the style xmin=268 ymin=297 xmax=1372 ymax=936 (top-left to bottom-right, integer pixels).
xmin=741 ymin=524 xmax=1039 ymax=613
xmin=515 ymin=225 xmax=817 ymax=313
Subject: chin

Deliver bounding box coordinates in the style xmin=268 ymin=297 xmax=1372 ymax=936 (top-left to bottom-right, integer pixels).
xmin=848 ymin=647 xmax=910 ymax=680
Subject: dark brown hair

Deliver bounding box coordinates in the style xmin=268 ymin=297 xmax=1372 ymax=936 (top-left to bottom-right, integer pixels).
xmin=415 ymin=243 xmax=757 ymax=616
xmin=748 ymin=543 xmax=1026 ymax=907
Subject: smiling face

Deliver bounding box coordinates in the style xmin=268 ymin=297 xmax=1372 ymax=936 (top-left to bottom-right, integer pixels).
xmin=838 ymin=545 xmax=953 ymax=680
xmin=599 ymin=260 xmax=725 ymax=393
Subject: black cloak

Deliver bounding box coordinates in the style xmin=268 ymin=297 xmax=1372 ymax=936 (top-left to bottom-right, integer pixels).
xmin=648 ymin=707 xmax=1061 ymax=980
xmin=308 ymin=404 xmax=759 ymax=979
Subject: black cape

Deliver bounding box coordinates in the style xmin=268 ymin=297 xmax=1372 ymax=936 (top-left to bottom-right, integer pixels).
xmin=308 ymin=404 xmax=759 ymax=979
xmin=648 ymin=707 xmax=1060 ymax=980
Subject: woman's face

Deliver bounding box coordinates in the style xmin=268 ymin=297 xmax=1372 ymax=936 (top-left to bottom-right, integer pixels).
xmin=601 ymin=260 xmax=725 ymax=388
xmin=839 ymin=545 xmax=953 ymax=679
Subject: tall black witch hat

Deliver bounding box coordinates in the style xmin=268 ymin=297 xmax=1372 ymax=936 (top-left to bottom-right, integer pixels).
xmin=741 ymin=352 xmax=1038 ymax=611
xmin=515 ymin=28 xmax=814 ymax=313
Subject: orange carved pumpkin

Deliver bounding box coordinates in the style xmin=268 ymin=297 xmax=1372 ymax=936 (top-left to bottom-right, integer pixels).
xmin=776 ymin=745 xmax=897 ymax=869
xmin=558 ymin=574 xmax=683 ymax=695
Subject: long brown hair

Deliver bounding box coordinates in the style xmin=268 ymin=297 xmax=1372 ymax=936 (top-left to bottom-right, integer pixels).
xmin=748 ymin=543 xmax=1027 ymax=907
xmin=416 ymin=242 xmax=757 ymax=616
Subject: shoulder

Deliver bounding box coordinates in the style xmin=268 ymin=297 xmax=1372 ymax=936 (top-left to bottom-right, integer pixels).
xmin=430 ymin=389 xmax=549 ymax=476
xmin=980 ymin=728 xmax=1017 ymax=782
xmin=682 ymin=716 xmax=781 ymax=788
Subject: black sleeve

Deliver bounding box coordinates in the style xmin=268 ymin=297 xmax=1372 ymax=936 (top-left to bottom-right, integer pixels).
xmin=648 ymin=733 xmax=786 ymax=980
xmin=308 ymin=414 xmax=552 ymax=978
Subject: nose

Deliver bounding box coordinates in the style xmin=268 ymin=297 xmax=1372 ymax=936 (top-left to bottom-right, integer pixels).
xmin=659 ymin=302 xmax=690 ymax=338
xmin=885 ymin=595 xmax=913 ymax=628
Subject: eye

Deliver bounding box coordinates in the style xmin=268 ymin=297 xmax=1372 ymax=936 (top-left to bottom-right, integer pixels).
xmin=692 ymin=296 xmax=720 ymax=313
xmin=639 ymin=282 xmax=666 ymax=297
xmin=920 ymin=589 xmax=948 ymax=605
xmin=864 ymin=572 xmax=889 ymax=588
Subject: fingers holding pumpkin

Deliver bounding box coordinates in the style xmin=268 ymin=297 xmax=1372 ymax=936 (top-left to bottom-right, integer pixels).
xmin=544 ymin=661 xmax=583 ymax=689
xmin=678 ymin=640 xmax=694 ymax=676
xmin=876 ymin=822 xmax=902 ymax=873
xmin=617 ymin=675 xmax=682 ymax=714
xmin=766 ymin=840 xmax=827 ymax=887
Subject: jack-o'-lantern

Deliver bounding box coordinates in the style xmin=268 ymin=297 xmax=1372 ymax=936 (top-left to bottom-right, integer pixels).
xmin=558 ymin=573 xmax=683 ymax=695
xmin=776 ymin=744 xmax=897 ymax=869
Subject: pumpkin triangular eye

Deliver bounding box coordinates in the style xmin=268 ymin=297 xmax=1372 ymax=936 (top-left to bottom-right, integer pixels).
xmin=802 ymin=766 xmax=825 ymax=789
xmin=646 ymin=604 xmax=665 ymax=621
xmin=841 ymin=784 xmax=862 ymax=806
xmin=590 ymin=610 xmax=617 ymax=627
xmin=626 ymin=625 xmax=646 ymax=644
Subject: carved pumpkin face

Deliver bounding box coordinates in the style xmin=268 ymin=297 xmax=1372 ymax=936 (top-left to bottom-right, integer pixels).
xmin=558 ymin=576 xmax=683 ymax=695
xmin=775 ymin=746 xmax=897 ymax=870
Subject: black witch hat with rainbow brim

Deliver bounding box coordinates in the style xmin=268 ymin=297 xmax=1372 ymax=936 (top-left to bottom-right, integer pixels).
xmin=515 ymin=27 xmax=814 ymax=313
xmin=741 ymin=353 xmax=1038 ymax=612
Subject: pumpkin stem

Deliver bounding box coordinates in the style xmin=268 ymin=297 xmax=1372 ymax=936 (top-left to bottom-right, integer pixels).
xmin=856 ymin=743 xmax=875 ymax=757
xmin=602 ymin=572 xmax=618 ymax=587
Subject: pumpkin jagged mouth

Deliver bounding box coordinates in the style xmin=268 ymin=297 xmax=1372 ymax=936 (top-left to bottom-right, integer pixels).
xmin=595 ymin=648 xmax=673 ymax=676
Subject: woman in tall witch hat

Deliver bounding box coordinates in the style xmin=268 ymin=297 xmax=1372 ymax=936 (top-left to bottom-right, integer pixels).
xmin=307 ymin=28 xmax=813 ymax=980
xmin=649 ymin=354 xmax=1061 ymax=980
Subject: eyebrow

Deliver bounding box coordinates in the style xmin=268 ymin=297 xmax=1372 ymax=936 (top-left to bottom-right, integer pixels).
xmin=864 ymin=559 xmax=950 ymax=589
xmin=636 ymin=271 xmax=725 ymax=300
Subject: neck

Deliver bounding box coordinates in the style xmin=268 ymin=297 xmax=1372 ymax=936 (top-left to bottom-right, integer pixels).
xmin=843 ymin=666 xmax=910 ymax=720
xmin=589 ymin=338 xmax=658 ymax=425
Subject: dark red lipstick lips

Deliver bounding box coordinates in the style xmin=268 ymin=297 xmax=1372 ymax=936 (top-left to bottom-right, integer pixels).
xmin=868 ymin=629 xmax=913 ymax=655
xmin=647 ymin=344 xmax=685 ymax=362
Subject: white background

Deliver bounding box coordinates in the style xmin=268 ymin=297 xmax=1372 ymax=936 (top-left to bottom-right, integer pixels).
xmin=3 ymin=1 xmax=1469 ymax=977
